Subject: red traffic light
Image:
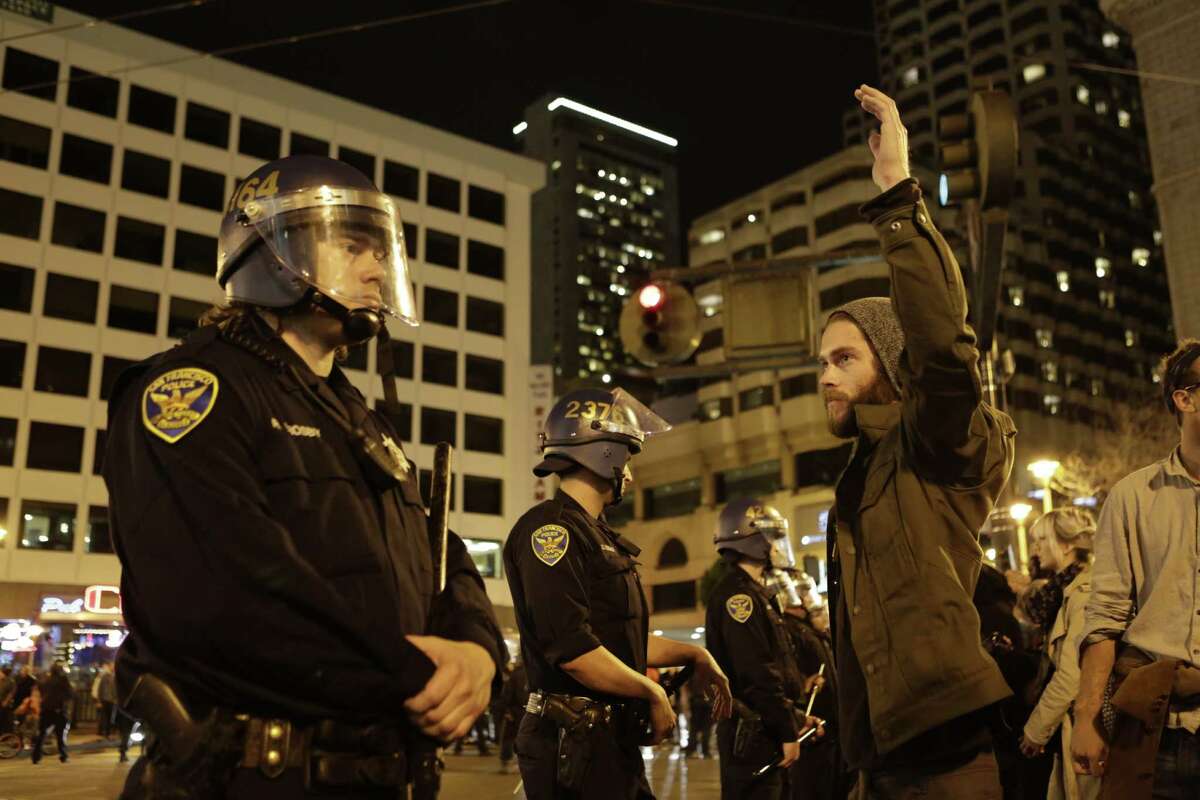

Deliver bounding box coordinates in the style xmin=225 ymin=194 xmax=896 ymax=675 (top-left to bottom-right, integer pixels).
xmin=637 ymin=284 xmax=665 ymax=311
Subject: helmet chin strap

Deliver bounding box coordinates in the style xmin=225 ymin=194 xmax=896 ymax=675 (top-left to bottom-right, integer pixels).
xmin=310 ymin=291 xmax=383 ymax=344
xmin=607 ymin=466 xmax=625 ymax=507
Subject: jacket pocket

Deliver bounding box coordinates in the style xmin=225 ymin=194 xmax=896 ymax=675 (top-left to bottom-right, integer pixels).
xmin=259 ymin=439 xmax=381 ymax=576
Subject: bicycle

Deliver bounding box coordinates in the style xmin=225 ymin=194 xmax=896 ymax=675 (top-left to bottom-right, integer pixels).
xmin=0 ymin=714 xmax=59 ymax=759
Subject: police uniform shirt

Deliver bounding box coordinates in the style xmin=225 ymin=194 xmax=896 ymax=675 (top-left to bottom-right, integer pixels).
xmin=503 ymin=490 xmax=648 ymax=697
xmin=104 ymin=321 xmax=504 ymax=721
xmin=706 ymin=566 xmax=803 ymax=745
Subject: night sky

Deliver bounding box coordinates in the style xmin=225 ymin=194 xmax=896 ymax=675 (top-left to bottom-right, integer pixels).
xmin=52 ymin=0 xmax=877 ymax=227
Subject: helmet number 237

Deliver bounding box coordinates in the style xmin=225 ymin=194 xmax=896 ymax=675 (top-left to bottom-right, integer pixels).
xmin=563 ymin=400 xmax=613 ymax=421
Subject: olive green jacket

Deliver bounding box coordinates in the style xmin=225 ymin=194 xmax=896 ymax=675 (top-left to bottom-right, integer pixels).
xmin=830 ymin=179 xmax=1017 ymax=755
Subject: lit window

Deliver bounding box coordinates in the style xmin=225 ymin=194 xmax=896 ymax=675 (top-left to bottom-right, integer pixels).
xmin=1041 ymin=361 xmax=1059 ymax=383
xmin=576 ymin=274 xmax=591 ymax=286
xmin=577 ymin=207 xmax=596 ymax=219
xmin=575 ymin=183 xmax=584 ymax=194
xmin=1095 ymin=100 xmax=1108 ymax=114
xmin=1153 ymin=229 xmax=1163 ymax=245
xmin=1132 ymin=247 xmax=1150 ymax=267
xmin=578 ymin=346 xmax=591 ymax=356
xmin=1099 ymin=289 xmax=1116 ymax=309
xmin=1128 ymin=190 xmax=1141 ymax=209
xmin=1022 ymin=63 xmax=1047 ymax=84
xmin=1090 ymin=378 xmax=1104 ymax=396
xmin=1094 ymin=257 xmax=1110 ymax=278
xmin=1035 ymin=328 xmax=1053 ymax=348
xmin=597 ymin=169 xmax=605 ymax=178
xmin=1102 ymin=31 xmax=1120 ymax=48
xmin=551 ymin=160 xmax=561 ymax=171
xmin=902 ymin=66 xmax=920 ymax=87
xmin=1008 ymin=286 xmax=1025 ymax=307
xmin=1043 ymin=395 xmax=1062 ymax=415
xmin=644 ymin=186 xmax=656 ymax=196
xmin=747 ymin=213 xmax=758 ymax=224
xmin=1117 ymin=109 xmax=1131 ymax=128
xmin=1076 ymin=85 xmax=1091 ymax=104
xmin=1125 ymin=329 xmax=1138 ymax=348
xmin=1056 ymin=270 xmax=1070 ymax=292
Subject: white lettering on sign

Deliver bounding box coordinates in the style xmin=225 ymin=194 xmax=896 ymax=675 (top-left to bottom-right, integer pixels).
xmin=41 ymin=597 xmax=85 ymax=615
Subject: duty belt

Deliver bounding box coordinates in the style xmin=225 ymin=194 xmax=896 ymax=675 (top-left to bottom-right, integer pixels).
xmin=239 ymin=717 xmax=409 ymax=790
xmin=526 ymin=691 xmax=613 ymax=729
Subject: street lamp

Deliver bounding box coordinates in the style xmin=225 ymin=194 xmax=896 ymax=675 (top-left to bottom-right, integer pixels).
xmin=1028 ymin=459 xmax=1061 ymax=514
xmin=1010 ymin=502 xmax=1034 ymax=571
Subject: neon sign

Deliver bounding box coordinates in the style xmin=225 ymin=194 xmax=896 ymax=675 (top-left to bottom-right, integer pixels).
xmin=40 ymin=585 xmax=123 ymax=617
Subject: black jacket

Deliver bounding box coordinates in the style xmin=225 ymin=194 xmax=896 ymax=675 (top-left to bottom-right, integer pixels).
xmin=503 ymin=490 xmax=648 ymax=699
xmin=705 ymin=566 xmax=803 ymax=745
xmin=104 ymin=321 xmax=503 ymax=722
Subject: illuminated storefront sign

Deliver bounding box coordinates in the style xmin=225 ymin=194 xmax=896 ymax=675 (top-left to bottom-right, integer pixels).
xmin=0 ymin=621 xmax=42 ymax=653
xmin=39 ymin=585 xmax=123 ymax=620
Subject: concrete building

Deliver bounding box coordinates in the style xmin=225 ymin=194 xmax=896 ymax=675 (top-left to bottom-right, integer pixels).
xmin=0 ymin=5 xmax=543 ymax=660
xmin=842 ymin=0 xmax=1173 ymax=495
xmin=515 ymin=94 xmax=681 ymax=393
xmin=1101 ymin=0 xmax=1200 ymax=341
xmin=615 ymin=147 xmax=900 ymax=638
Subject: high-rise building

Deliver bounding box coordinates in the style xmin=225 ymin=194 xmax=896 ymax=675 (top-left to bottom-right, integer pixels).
xmin=1101 ymin=0 xmax=1200 ymax=341
xmin=0 ymin=5 xmax=543 ymax=651
xmin=516 ymin=94 xmax=681 ymax=393
xmin=842 ymin=0 xmax=1173 ymax=491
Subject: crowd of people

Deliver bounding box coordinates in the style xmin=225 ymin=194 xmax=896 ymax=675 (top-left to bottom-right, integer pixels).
xmin=0 ymin=660 xmax=140 ymax=764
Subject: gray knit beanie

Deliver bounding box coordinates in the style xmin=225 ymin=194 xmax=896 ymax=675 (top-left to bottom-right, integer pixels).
xmin=828 ymin=297 xmax=904 ymax=395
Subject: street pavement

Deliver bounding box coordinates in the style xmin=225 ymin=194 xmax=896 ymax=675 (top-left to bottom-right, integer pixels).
xmin=0 ymin=742 xmax=723 ymax=799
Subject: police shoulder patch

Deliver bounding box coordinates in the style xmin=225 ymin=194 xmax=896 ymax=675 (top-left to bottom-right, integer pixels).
xmin=531 ymin=524 xmax=570 ymax=567
xmin=726 ymin=593 xmax=754 ymax=624
xmin=141 ymin=367 xmax=219 ymax=444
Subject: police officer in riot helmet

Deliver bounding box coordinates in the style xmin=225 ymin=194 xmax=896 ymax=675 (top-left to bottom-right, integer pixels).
xmin=706 ymin=499 xmax=824 ymax=800
xmin=769 ymin=569 xmax=845 ymax=800
xmin=104 ymin=155 xmax=505 ymax=799
xmin=504 ymin=387 xmax=732 ymax=800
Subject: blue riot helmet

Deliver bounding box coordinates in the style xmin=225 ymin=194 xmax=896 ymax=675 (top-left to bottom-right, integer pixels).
xmin=714 ymin=498 xmax=796 ymax=568
xmin=217 ymin=155 xmax=418 ymax=343
xmin=533 ymin=387 xmax=671 ymax=503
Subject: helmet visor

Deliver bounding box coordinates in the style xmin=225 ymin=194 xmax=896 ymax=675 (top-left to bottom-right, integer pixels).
xmin=242 ymin=187 xmax=418 ymax=326
xmin=759 ymin=520 xmax=796 ymax=570
xmin=593 ymin=388 xmax=671 ymax=448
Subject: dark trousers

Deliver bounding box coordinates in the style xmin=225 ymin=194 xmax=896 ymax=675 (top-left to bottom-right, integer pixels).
xmin=453 ymin=712 xmax=491 ymax=754
xmin=499 ymin=711 xmax=523 ymax=763
xmin=849 ymin=750 xmax=1002 ymax=800
xmin=122 ymin=758 xmax=407 ymax=799
xmin=684 ymin=705 xmax=712 ymax=757
xmin=98 ymin=700 xmax=115 ymax=736
xmin=32 ymin=710 xmax=68 ymax=763
xmin=1152 ymin=727 xmax=1200 ymax=799
xmin=717 ymin=718 xmax=784 ymax=800
xmin=789 ymin=739 xmax=846 ymax=800
xmin=515 ymin=712 xmax=653 ymax=800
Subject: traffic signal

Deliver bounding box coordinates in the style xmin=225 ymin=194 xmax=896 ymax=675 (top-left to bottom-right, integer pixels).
xmin=937 ymin=90 xmax=1018 ymax=210
xmin=619 ymin=281 xmax=701 ymax=367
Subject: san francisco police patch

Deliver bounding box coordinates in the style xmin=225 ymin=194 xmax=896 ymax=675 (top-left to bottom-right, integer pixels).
xmin=531 ymin=524 xmax=569 ymax=567
xmin=726 ymin=593 xmax=754 ymax=624
xmin=141 ymin=368 xmax=219 ymax=444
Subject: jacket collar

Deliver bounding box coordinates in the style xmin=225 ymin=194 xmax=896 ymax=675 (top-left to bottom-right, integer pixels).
xmin=853 ymin=402 xmax=901 ymax=444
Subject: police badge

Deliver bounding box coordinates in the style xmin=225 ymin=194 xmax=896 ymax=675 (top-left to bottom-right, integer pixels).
xmin=531 ymin=524 xmax=569 ymax=567
xmin=726 ymin=593 xmax=754 ymax=623
xmin=141 ymin=368 xmax=219 ymax=444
